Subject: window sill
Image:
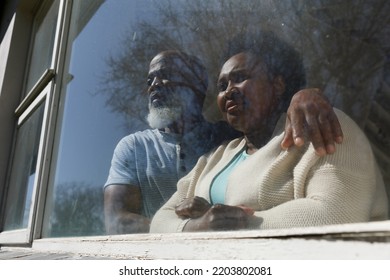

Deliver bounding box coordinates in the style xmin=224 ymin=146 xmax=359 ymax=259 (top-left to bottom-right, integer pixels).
xmin=29 ymin=220 xmax=390 ymax=259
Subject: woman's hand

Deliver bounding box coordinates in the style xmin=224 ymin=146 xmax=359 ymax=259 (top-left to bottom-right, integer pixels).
xmin=183 ymin=204 xmax=254 ymax=232
xmin=175 ymin=196 xmax=211 ymax=219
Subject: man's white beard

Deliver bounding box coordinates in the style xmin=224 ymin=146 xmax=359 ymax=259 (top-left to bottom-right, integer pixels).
xmin=147 ymin=106 xmax=182 ymax=129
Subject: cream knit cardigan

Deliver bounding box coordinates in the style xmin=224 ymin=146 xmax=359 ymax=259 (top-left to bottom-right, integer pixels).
xmin=150 ymin=109 xmax=388 ymax=232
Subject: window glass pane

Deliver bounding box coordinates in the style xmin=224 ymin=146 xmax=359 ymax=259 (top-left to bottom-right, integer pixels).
xmin=3 ymin=103 xmax=45 ymax=231
xmin=25 ymin=0 xmax=60 ymax=94
xmin=42 ymin=0 xmax=390 ymax=237
xmin=42 ymin=0 xmax=152 ymax=237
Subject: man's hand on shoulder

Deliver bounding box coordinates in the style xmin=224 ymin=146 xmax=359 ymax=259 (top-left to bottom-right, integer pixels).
xmin=281 ymin=88 xmax=343 ymax=156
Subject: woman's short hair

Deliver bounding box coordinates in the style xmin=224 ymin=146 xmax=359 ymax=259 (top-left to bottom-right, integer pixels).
xmin=223 ymin=31 xmax=306 ymax=111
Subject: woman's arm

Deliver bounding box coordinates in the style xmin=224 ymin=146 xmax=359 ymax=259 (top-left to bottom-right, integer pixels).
xmin=252 ymin=110 xmax=386 ymax=229
xmin=150 ymin=154 xmax=211 ymax=233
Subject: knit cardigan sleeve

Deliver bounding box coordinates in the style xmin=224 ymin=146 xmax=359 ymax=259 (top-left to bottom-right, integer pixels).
xmin=247 ymin=109 xmax=388 ymax=229
xmin=149 ymin=159 xmax=205 ymax=233
xmin=149 ymin=142 xmax=232 ymax=233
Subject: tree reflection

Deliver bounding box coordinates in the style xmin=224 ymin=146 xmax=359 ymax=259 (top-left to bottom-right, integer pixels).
xmin=49 ymin=182 xmax=104 ymax=237
xmin=99 ymin=0 xmax=390 ymax=207
xmin=100 ymin=0 xmax=389 ymax=121
xmin=99 ymin=0 xmax=279 ymax=125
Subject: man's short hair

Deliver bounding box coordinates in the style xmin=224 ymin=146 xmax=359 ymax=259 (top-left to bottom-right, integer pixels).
xmin=154 ymin=50 xmax=208 ymax=98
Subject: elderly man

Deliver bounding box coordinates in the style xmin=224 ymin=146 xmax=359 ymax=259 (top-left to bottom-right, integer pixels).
xmin=104 ymin=50 xmax=343 ymax=234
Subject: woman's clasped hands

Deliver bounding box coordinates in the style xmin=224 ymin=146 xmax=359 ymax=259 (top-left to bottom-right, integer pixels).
xmin=175 ymin=196 xmax=254 ymax=231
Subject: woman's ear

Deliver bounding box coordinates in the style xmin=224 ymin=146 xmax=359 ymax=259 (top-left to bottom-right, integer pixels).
xmin=273 ymin=76 xmax=285 ymax=98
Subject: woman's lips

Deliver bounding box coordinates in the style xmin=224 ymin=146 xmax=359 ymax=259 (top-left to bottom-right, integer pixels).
xmin=225 ymin=100 xmax=240 ymax=114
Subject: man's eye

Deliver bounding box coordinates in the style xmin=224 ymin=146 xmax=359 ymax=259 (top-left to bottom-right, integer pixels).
xmin=147 ymin=78 xmax=153 ymax=86
xmin=217 ymin=81 xmax=227 ymax=92
xmin=234 ymin=74 xmax=249 ymax=83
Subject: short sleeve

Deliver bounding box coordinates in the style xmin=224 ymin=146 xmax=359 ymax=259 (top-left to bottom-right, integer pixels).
xmin=104 ymin=136 xmax=139 ymax=188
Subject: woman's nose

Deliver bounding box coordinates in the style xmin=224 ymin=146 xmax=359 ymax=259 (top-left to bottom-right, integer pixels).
xmin=224 ymin=82 xmax=239 ymax=100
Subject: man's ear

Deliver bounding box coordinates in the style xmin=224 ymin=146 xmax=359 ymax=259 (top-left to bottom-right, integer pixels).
xmin=273 ymin=76 xmax=285 ymax=98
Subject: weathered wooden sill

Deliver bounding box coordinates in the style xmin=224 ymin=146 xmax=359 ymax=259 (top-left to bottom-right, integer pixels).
xmin=4 ymin=220 xmax=384 ymax=259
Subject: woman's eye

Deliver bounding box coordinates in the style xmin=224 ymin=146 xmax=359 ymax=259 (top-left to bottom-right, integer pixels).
xmin=217 ymin=81 xmax=227 ymax=92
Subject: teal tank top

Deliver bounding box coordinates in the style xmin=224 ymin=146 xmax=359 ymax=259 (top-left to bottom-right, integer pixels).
xmin=210 ymin=150 xmax=249 ymax=204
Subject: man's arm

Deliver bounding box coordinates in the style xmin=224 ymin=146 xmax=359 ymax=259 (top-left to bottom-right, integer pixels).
xmin=282 ymin=88 xmax=344 ymax=156
xmin=104 ymin=184 xmax=150 ymax=234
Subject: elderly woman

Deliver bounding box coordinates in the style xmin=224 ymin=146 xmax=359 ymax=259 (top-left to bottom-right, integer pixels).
xmin=150 ymin=31 xmax=388 ymax=232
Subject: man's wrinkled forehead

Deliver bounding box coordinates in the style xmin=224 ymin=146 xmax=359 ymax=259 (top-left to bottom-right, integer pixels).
xmin=149 ymin=54 xmax=190 ymax=77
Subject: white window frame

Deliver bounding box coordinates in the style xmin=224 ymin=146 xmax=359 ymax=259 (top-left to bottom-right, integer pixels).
xmin=0 ymin=0 xmax=65 ymax=245
xmin=0 ymin=85 xmax=51 ymax=244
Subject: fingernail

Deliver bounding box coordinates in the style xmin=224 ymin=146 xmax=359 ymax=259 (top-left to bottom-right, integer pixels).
xmin=294 ymin=137 xmax=304 ymax=146
xmin=336 ymin=136 xmax=343 ymax=143
xmin=326 ymin=144 xmax=335 ymax=154
xmin=315 ymin=147 xmax=326 ymax=156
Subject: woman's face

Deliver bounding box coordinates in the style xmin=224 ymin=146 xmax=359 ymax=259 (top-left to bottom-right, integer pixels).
xmin=217 ymin=52 xmax=282 ymax=134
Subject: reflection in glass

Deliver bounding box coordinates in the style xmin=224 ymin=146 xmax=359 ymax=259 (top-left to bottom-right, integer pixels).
xmin=3 ymin=103 xmax=45 ymax=231
xmin=101 ymin=0 xmax=390 ymax=214
xmin=25 ymin=0 xmax=60 ymax=94
xmin=42 ymin=0 xmax=389 ymax=237
xmin=42 ymin=0 xmax=153 ymax=237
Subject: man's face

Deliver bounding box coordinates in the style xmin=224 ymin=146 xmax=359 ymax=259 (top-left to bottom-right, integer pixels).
xmin=147 ymin=54 xmax=188 ymax=109
xmin=146 ymin=53 xmax=203 ymax=128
